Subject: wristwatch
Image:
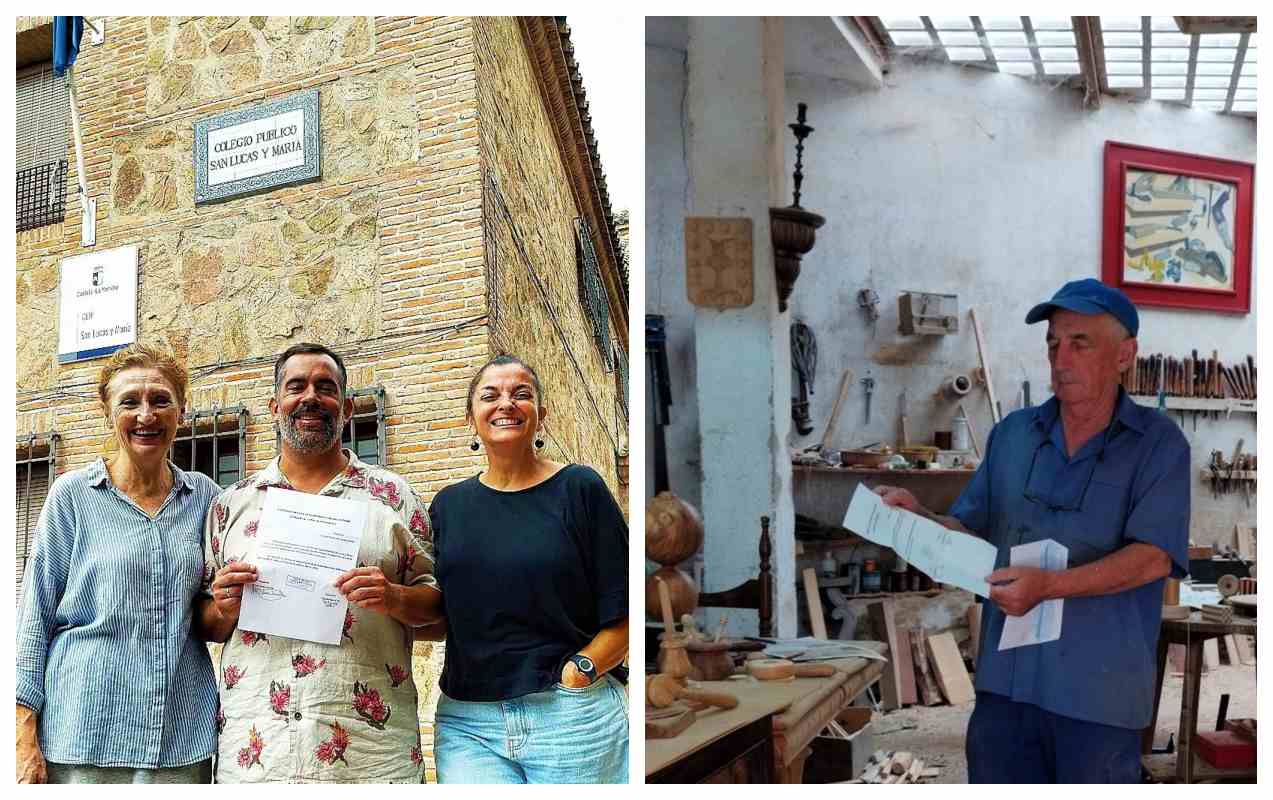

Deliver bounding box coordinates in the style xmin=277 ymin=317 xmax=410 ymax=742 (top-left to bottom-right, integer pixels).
xmin=568 ymin=654 xmax=598 ymax=685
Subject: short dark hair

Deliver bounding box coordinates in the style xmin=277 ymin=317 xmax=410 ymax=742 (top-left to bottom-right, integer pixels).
xmin=465 ymin=354 xmax=544 ymax=418
xmin=273 ymin=343 xmax=348 ymax=397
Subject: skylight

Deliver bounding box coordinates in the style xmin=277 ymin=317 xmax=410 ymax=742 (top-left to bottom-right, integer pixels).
xmin=872 ymin=16 xmax=1256 ymax=116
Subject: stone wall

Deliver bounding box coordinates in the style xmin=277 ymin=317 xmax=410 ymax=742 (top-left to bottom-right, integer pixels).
xmin=473 ymin=17 xmax=629 ymax=504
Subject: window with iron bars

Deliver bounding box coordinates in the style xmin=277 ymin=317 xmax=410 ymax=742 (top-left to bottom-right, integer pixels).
xmin=170 ymin=406 xmax=249 ymax=488
xmin=272 ymin=387 xmax=387 ymax=465
xmin=16 ymin=432 xmax=59 ymax=605
xmin=575 ymin=216 xmax=614 ymax=373
xmin=614 ymin=344 xmax=629 ymax=415
xmin=16 ymin=63 xmax=69 ymax=233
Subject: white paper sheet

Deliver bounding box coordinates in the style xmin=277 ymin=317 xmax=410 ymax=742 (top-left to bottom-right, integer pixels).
xmin=998 ymin=539 xmax=1067 ymax=650
xmin=843 ymin=484 xmax=999 ymax=598
xmin=238 ymin=488 xmax=368 ymax=645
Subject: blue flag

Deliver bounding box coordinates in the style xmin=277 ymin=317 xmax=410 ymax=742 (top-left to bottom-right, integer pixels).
xmin=53 ymin=16 xmax=84 ymax=76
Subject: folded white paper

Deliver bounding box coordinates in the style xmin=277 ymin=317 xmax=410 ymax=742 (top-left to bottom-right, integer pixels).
xmin=998 ymin=539 xmax=1067 ymax=650
xmin=843 ymin=484 xmax=999 ymax=598
xmin=238 ymin=488 xmax=368 ymax=645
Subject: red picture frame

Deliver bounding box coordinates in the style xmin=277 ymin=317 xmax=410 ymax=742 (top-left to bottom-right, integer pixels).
xmin=1101 ymin=141 xmax=1254 ymax=314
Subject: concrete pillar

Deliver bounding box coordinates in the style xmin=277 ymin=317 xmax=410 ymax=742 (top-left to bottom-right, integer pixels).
xmin=686 ymin=17 xmax=796 ymax=637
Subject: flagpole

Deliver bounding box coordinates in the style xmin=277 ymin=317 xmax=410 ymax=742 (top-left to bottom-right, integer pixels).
xmin=65 ymin=65 xmax=94 ymax=246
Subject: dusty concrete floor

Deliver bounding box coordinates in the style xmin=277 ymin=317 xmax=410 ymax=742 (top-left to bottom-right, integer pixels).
xmin=870 ymin=660 xmax=1257 ymax=783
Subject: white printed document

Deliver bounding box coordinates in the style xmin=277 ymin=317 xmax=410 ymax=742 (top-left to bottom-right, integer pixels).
xmin=998 ymin=539 xmax=1067 ymax=650
xmin=238 ymin=488 xmax=368 ymax=645
xmin=843 ymin=484 xmax=999 ymax=598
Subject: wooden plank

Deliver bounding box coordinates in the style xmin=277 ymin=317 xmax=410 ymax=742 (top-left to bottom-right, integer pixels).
xmin=865 ymin=601 xmax=903 ymax=709
xmin=965 ymin=604 xmax=982 ymax=668
xmin=894 ymin=628 xmax=918 ymax=705
xmin=802 ymin=567 xmax=828 ymax=640
xmin=1233 ymin=634 xmax=1255 ymax=666
xmin=1234 ymin=524 xmax=1254 ymax=560
xmin=1168 ymin=643 xmax=1187 ymax=675
xmin=909 ymin=627 xmax=942 ymax=706
xmin=926 ymin=631 xmax=975 ymax=705
xmin=1203 ymin=638 xmax=1220 ymax=670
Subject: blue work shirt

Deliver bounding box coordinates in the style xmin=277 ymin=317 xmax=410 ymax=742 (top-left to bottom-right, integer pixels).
xmin=949 ymin=387 xmax=1190 ymax=730
xmin=16 ymin=459 xmax=220 ymax=768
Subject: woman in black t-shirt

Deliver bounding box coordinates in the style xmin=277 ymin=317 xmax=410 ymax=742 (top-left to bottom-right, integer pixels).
xmin=429 ymin=355 xmax=629 ymax=784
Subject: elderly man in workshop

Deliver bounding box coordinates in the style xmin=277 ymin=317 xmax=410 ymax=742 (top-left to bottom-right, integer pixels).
xmin=876 ymin=279 xmax=1189 ymax=783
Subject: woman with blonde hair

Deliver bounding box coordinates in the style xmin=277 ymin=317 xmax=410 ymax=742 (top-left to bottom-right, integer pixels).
xmin=430 ymin=354 xmax=629 ymax=783
xmin=16 ymin=344 xmax=221 ymax=784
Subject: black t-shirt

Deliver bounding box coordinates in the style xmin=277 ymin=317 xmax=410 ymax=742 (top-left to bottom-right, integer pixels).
xmin=429 ymin=464 xmax=628 ymax=701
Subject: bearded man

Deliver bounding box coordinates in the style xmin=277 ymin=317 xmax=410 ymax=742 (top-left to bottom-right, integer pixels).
xmin=195 ymin=343 xmax=441 ymax=783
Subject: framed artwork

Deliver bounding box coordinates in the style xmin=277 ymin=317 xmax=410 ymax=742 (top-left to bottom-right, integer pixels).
xmin=1102 ymin=141 xmax=1254 ymax=314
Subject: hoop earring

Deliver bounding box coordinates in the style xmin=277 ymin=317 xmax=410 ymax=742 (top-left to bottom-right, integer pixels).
xmin=470 ymin=438 xmax=480 ymax=452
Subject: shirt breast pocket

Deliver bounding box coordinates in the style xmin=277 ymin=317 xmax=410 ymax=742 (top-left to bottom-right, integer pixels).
xmin=1067 ymin=478 xmax=1130 ymax=565
xmin=176 ymin=532 xmax=207 ymax=598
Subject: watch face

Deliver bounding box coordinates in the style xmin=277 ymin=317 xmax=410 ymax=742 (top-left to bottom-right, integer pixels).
xmin=577 ymin=656 xmax=594 ymax=673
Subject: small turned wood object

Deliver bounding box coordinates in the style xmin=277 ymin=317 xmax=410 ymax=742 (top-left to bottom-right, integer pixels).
xmin=685 ymin=639 xmax=734 ymax=681
xmin=645 ymin=567 xmax=699 ymax=621
xmin=743 ymin=658 xmax=836 ymax=680
xmin=657 ymin=635 xmax=692 ymax=681
xmin=646 ymin=673 xmax=739 ymax=711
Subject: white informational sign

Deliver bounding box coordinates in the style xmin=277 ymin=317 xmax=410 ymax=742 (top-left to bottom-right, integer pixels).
xmin=57 ymin=245 xmax=138 ymax=363
xmin=999 ymin=539 xmax=1068 ymax=650
xmin=207 ymin=108 xmax=305 ymax=186
xmin=843 ymin=484 xmax=999 ymax=598
xmin=238 ymin=488 xmax=368 ymax=645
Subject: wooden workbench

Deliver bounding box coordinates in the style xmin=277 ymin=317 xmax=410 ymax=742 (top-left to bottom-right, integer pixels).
xmin=647 ymin=643 xmax=887 ymax=783
xmin=1141 ymin=612 xmax=1258 ymax=783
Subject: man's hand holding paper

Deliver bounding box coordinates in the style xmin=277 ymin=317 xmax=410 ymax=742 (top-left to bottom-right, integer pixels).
xmin=238 ymin=487 xmax=368 ymax=645
xmin=844 ymin=483 xmax=999 ymax=599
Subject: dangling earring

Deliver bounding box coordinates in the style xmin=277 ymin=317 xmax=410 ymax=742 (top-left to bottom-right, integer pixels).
xmin=470 ymin=437 xmax=480 ymax=452
xmin=534 ymin=432 xmax=545 ymax=449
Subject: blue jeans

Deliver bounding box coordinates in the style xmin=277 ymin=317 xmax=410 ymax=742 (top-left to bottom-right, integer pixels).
xmin=966 ymin=691 xmax=1142 ymax=783
xmin=435 ymin=675 xmax=629 ymax=783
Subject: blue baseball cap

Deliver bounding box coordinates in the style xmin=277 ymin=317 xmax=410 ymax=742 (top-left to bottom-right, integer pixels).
xmin=1025 ymin=279 xmax=1139 ymax=337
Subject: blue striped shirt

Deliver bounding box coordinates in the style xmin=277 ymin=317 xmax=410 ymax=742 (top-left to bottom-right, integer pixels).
xmin=15 ymin=458 xmax=220 ymax=768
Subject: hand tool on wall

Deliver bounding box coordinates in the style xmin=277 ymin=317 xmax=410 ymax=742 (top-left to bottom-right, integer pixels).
xmin=969 ymin=308 xmax=1001 ymax=424
xmin=898 ymin=389 xmax=910 ymax=446
xmin=862 ymin=372 xmax=875 ymax=426
xmin=812 ymin=368 xmax=853 ymax=453
xmin=791 ymin=321 xmax=817 ymax=436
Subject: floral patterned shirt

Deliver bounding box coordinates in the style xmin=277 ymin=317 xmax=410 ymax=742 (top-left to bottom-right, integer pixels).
xmin=201 ymin=451 xmax=435 ymax=783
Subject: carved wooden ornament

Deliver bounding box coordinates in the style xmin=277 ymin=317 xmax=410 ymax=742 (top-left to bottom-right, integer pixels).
xmin=685 ymin=217 xmax=753 ymax=309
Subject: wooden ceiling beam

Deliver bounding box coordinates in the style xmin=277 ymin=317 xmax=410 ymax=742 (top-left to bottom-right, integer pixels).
xmin=1174 ymin=17 xmax=1256 ymax=35
xmin=1072 ymin=16 xmax=1103 ymax=108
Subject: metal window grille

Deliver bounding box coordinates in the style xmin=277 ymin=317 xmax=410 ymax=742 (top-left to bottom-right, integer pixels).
xmin=342 ymin=387 xmax=387 ymax=465
xmin=271 ymin=387 xmax=387 ymax=465
xmin=16 ymin=63 xmax=70 ymax=233
xmin=575 ymin=216 xmax=613 ymax=372
xmin=170 ymin=406 xmax=249 ymax=488
xmin=16 ymin=432 xmax=59 ymax=606
xmin=615 ymin=345 xmax=629 ymax=414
